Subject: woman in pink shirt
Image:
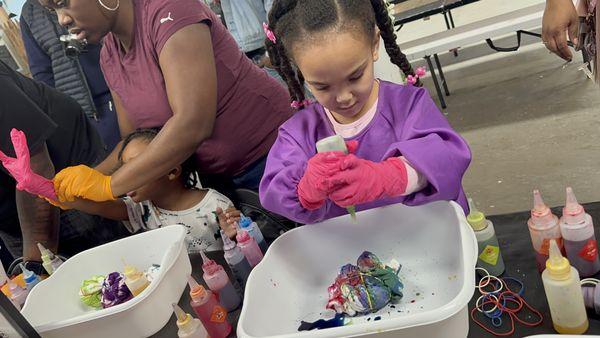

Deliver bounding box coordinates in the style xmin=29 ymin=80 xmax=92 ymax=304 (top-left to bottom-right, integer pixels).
xmin=42 ymin=0 xmax=292 ymax=202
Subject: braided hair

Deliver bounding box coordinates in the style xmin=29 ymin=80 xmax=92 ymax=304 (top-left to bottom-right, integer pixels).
xmin=118 ymin=128 xmax=200 ymax=189
xmin=265 ymin=0 xmax=421 ymax=109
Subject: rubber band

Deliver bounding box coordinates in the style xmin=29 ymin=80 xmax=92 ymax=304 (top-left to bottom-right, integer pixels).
xmin=475 ymin=267 xmax=490 ymax=277
xmin=500 ymin=277 xmax=525 ymax=296
xmin=491 ymin=316 xmax=502 ymax=328
xmin=471 ymin=301 xmax=515 ymax=336
xmin=476 ymin=294 xmax=499 ymax=313
xmin=470 ymin=273 xmax=543 ymax=336
xmin=478 ymin=275 xmax=503 ymax=295
xmin=581 ymin=278 xmax=600 ymax=287
xmin=475 ymin=267 xmax=491 ymax=288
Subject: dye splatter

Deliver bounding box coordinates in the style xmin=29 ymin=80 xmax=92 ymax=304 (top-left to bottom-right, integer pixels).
xmin=298 ymin=314 xmax=346 ymax=331
xmin=374 ymin=316 xmax=382 ymax=321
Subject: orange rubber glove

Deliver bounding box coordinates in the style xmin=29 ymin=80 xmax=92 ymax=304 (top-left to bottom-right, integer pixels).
xmin=53 ymin=165 xmax=115 ymax=202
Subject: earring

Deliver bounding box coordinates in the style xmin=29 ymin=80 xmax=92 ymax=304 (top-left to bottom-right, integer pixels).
xmin=98 ymin=0 xmax=119 ymax=11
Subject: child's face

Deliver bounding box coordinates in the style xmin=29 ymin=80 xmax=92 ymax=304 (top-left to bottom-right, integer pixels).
xmin=294 ymin=30 xmax=380 ymax=119
xmin=121 ymin=139 xmax=171 ymax=203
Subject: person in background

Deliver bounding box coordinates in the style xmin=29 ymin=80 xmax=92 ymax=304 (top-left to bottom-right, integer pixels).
xmin=20 ymin=0 xmax=120 ymax=152
xmin=542 ymin=0 xmax=598 ymax=79
xmin=0 ymin=60 xmax=128 ymax=272
xmin=44 ymin=0 xmax=292 ymax=205
xmin=219 ymin=0 xmax=273 ymax=63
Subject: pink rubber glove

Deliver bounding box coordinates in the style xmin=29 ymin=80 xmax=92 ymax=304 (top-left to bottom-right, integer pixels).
xmin=297 ymin=151 xmax=346 ymax=210
xmin=327 ymin=155 xmax=408 ymax=208
xmin=0 ymin=129 xmax=57 ymax=200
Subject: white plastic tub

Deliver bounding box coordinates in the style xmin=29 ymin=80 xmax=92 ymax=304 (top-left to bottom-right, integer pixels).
xmin=238 ymin=201 xmax=477 ymax=338
xmin=21 ymin=225 xmax=191 ymax=338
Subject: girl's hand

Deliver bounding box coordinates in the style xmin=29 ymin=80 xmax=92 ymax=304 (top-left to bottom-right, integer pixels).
xmin=297 ymin=151 xmax=346 ymax=210
xmin=216 ymin=207 xmax=241 ymax=239
xmin=542 ymin=0 xmax=579 ymax=61
xmin=327 ymin=156 xmax=408 ymax=208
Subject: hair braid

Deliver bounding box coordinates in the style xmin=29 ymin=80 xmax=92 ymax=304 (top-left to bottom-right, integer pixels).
xmin=265 ymin=0 xmax=307 ymax=108
xmin=369 ymin=0 xmax=421 ymax=86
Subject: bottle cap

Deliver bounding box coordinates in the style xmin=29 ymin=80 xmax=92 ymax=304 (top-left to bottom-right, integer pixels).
xmin=123 ymin=264 xmax=142 ymax=281
xmin=200 ymin=251 xmax=220 ymax=275
xmin=562 ymin=187 xmax=586 ymax=224
xmin=221 ymin=230 xmax=236 ymax=251
xmin=172 ymin=303 xmax=190 ymax=325
xmin=546 ymin=239 xmax=571 ymax=280
xmin=37 ymin=243 xmax=54 ymax=261
xmin=236 ymin=229 xmax=251 ymax=244
xmin=188 ymin=276 xmax=209 ymax=302
xmin=19 ymin=263 xmax=35 ymax=282
xmin=530 ymin=190 xmax=558 ymax=227
xmin=467 ymin=198 xmax=487 ymax=231
xmin=239 ymin=216 xmax=252 ymax=229
xmin=8 ymin=281 xmax=24 ymax=296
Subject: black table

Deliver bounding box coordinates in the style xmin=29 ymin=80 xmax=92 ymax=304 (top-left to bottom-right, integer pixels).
xmin=153 ymin=203 xmax=600 ymax=337
xmin=393 ymin=0 xmax=481 ymax=29
xmin=468 ymin=202 xmax=600 ymax=337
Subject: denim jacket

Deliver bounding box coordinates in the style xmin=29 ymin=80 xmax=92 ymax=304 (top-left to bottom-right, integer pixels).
xmin=220 ymin=0 xmax=273 ymax=52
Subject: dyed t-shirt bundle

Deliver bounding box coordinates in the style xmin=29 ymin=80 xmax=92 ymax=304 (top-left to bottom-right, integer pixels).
xmin=79 ymin=264 xmax=160 ymax=309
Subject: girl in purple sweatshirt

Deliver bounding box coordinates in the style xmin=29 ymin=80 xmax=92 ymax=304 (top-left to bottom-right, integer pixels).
xmin=259 ymin=0 xmax=471 ymax=224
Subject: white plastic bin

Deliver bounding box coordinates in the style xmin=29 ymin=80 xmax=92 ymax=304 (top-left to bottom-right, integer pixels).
xmin=238 ymin=201 xmax=477 ymax=338
xmin=21 ymin=225 xmax=191 ymax=338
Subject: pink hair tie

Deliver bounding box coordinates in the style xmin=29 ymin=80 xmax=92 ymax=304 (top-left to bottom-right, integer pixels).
xmin=406 ymin=67 xmax=427 ymax=86
xmin=291 ymin=99 xmax=313 ymax=109
xmin=263 ymin=22 xmax=276 ymax=44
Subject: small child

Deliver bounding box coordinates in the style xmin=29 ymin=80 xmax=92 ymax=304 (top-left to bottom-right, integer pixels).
xmin=259 ymin=0 xmax=471 ymax=224
xmin=55 ymin=129 xmax=240 ymax=253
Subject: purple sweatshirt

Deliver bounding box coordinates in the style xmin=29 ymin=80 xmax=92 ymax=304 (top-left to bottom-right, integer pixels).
xmin=259 ymin=81 xmax=471 ymax=224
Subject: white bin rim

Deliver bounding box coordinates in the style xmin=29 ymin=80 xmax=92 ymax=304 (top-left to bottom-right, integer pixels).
xmin=238 ymin=201 xmax=478 ymax=338
xmin=21 ymin=225 xmax=187 ymax=331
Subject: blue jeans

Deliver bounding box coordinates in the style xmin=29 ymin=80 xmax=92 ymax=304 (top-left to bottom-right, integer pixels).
xmin=90 ymin=98 xmax=120 ymax=153
xmin=232 ymin=156 xmax=267 ymax=191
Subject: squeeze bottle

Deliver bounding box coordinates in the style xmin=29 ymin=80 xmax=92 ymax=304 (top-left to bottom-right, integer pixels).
xmin=236 ymin=229 xmax=263 ymax=267
xmin=123 ymin=264 xmax=150 ymax=296
xmin=467 ymin=198 xmax=505 ymax=276
xmin=527 ymin=190 xmax=564 ymax=272
xmin=188 ymin=276 xmax=232 ymax=338
xmin=38 ymin=243 xmax=63 ymax=275
xmin=221 ymin=230 xmax=252 ymax=289
xmin=172 ymin=303 xmax=208 ymax=338
xmin=200 ymin=251 xmax=240 ymax=311
xmin=238 ymin=215 xmax=268 ymax=253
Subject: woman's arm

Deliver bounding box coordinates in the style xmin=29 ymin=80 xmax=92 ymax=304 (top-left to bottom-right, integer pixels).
xmin=109 ymin=24 xmax=217 ymax=196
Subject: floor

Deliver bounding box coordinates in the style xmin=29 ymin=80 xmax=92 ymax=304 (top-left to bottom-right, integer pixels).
xmin=376 ymin=0 xmax=600 ymax=216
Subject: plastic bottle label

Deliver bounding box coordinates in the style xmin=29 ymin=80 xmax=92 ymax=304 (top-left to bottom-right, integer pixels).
xmin=479 ymin=245 xmax=499 ymax=266
xmin=210 ymin=305 xmax=227 ymax=323
xmin=578 ymin=239 xmax=599 ymax=262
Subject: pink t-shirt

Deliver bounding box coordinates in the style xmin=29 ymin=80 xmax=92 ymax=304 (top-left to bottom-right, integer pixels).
xmin=100 ymin=0 xmax=292 ymax=175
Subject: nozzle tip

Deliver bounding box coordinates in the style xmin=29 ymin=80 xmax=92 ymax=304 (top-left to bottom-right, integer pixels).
xmin=187 ymin=276 xmax=200 ymax=290
xmin=36 ymin=243 xmax=46 ymax=254
xmin=563 ymin=186 xmax=585 ymax=218
xmin=548 ymin=239 xmax=563 ymax=260
xmin=172 ymin=303 xmax=187 ymax=322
